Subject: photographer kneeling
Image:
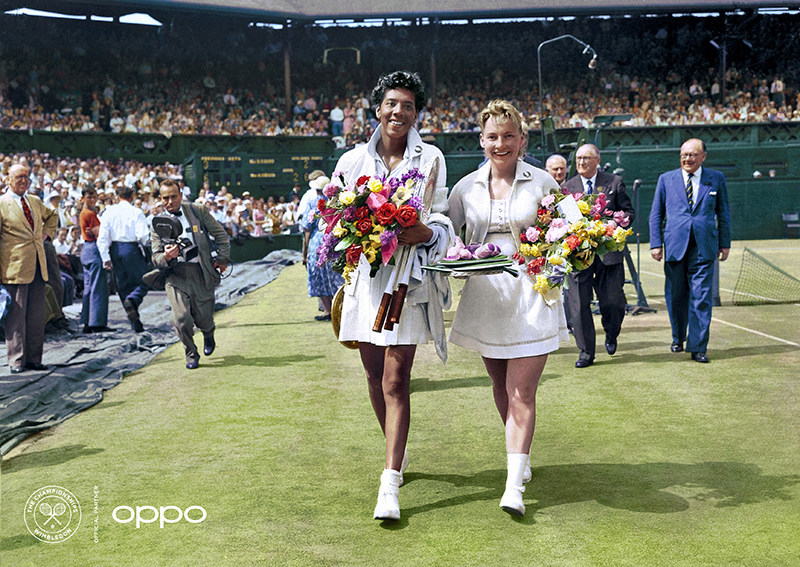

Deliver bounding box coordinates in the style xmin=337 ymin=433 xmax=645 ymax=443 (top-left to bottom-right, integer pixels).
xmin=151 ymin=179 xmax=230 ymax=369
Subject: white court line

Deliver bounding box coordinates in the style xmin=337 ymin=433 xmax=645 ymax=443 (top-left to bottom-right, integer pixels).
xmin=711 ymin=318 xmax=800 ymax=347
xmin=640 ymin=270 xmax=800 ymax=346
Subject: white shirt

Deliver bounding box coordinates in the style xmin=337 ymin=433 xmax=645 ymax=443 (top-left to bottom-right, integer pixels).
xmin=682 ymin=166 xmax=702 ymax=206
xmin=580 ymin=174 xmax=599 ymax=194
xmin=96 ymin=200 xmax=150 ymax=263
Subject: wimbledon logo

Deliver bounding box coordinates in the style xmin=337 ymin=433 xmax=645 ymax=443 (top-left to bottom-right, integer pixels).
xmin=24 ymin=486 xmax=82 ymax=543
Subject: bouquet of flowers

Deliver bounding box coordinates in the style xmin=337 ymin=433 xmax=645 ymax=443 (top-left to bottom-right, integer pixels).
xmin=316 ymin=169 xmax=426 ymax=282
xmin=514 ymin=189 xmax=633 ymax=297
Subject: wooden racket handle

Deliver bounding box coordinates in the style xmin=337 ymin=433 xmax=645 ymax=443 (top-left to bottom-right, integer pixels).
xmin=386 ymin=283 xmax=408 ymax=327
xmin=373 ymin=292 xmax=392 ymax=332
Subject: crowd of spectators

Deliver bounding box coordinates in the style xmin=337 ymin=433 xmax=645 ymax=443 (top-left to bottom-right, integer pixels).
xmin=0 ymin=152 xmax=300 ymax=245
xmin=1 ymin=12 xmax=798 ymax=145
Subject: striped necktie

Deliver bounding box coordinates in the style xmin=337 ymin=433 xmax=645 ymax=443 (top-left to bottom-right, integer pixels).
xmin=685 ymin=173 xmax=694 ymax=208
xmin=585 ymin=179 xmax=593 ymax=195
xmin=20 ymin=197 xmax=35 ymax=230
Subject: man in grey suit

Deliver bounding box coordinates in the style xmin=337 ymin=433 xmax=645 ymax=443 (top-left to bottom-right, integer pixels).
xmin=649 ymin=138 xmax=731 ymax=363
xmin=151 ymin=179 xmax=230 ymax=369
xmin=563 ymin=144 xmax=635 ymax=368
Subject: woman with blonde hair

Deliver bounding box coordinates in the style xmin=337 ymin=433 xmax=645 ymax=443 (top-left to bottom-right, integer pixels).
xmin=447 ymin=100 xmax=568 ymax=516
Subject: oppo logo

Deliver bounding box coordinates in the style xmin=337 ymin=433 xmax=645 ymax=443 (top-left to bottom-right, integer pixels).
xmin=112 ymin=505 xmax=207 ymax=528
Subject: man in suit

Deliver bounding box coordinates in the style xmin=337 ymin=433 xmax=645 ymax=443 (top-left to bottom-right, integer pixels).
xmin=563 ymin=144 xmax=635 ymax=368
xmin=649 ymin=138 xmax=731 ymax=363
xmin=1 ymin=164 xmax=58 ymax=373
xmin=151 ymin=179 xmax=230 ymax=369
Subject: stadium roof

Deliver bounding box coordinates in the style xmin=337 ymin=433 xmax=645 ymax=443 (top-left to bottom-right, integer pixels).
xmin=6 ymin=0 xmax=799 ymax=23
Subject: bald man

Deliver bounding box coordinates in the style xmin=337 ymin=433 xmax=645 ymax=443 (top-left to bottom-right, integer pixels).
xmin=545 ymin=154 xmax=567 ymax=186
xmin=1 ymin=164 xmax=58 ymax=373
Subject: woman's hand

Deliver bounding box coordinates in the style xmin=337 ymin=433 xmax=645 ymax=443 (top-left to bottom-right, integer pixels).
xmin=398 ymin=220 xmax=433 ymax=246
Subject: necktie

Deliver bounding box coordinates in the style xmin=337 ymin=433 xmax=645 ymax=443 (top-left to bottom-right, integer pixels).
xmin=686 ymin=173 xmax=694 ymax=208
xmin=20 ymin=197 xmax=35 ymax=230
xmin=585 ymin=179 xmax=593 ymax=195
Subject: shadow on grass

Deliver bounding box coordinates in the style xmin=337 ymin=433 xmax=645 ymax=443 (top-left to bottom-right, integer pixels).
xmin=205 ymin=353 xmax=325 ymax=368
xmin=411 ymin=372 xmax=562 ymax=394
xmin=2 ymin=444 xmax=104 ymax=474
xmin=594 ymin=342 xmax=799 ymax=366
xmin=0 ymin=534 xmax=37 ymax=552
xmin=221 ymin=320 xmax=328 ymax=328
xmin=382 ymin=461 xmax=800 ymax=528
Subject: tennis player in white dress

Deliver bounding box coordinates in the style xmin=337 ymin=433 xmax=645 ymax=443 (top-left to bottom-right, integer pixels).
xmin=447 ymin=100 xmax=569 ymax=516
xmin=334 ymin=71 xmax=453 ymax=521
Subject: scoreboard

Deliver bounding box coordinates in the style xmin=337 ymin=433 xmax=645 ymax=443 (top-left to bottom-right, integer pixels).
xmin=182 ymin=137 xmax=335 ymax=198
xmin=187 ymin=152 xmax=329 ymax=198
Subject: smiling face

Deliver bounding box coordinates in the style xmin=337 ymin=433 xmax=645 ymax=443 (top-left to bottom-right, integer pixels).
xmin=6 ymin=165 xmax=31 ymax=197
xmin=575 ymin=144 xmax=600 ymax=179
xmin=680 ymin=139 xmax=707 ymax=174
xmin=375 ymin=88 xmax=418 ymax=140
xmin=480 ymin=117 xmax=523 ymax=168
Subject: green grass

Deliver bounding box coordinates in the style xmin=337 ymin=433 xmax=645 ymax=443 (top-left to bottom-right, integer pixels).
xmin=2 ymin=240 xmax=799 ymax=566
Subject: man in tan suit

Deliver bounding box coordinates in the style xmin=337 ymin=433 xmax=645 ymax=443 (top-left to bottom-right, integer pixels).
xmin=1 ymin=163 xmax=58 ymax=373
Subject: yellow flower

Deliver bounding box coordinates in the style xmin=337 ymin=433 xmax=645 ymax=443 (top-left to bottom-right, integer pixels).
xmin=548 ymin=255 xmax=564 ymax=266
xmin=577 ymin=200 xmax=590 ymax=214
xmin=362 ymin=242 xmax=378 ymax=264
xmin=520 ymin=243 xmax=540 ymax=258
xmin=339 ymin=190 xmax=356 ymax=205
xmin=534 ymin=275 xmax=550 ymax=294
xmin=613 ymin=227 xmax=633 ymax=243
xmin=332 ymin=221 xmax=348 ymax=238
xmin=368 ymin=179 xmax=383 ymax=193
xmin=405 ymin=178 xmax=416 ymax=191
xmin=392 ymin=187 xmax=410 ymax=204
xmin=342 ymin=265 xmax=355 ymax=284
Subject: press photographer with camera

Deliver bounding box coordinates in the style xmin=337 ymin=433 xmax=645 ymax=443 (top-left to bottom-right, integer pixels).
xmin=151 ymin=179 xmax=230 ymax=369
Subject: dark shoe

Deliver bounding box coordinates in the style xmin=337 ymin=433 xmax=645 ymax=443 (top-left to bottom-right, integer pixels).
xmin=82 ymin=325 xmax=92 ymax=334
xmin=123 ymin=299 xmax=144 ymax=332
xmin=52 ymin=317 xmax=71 ymax=330
xmin=10 ymin=366 xmax=25 ymax=374
xmin=670 ymin=342 xmax=684 ymax=353
xmin=314 ymin=313 xmax=332 ymax=321
xmin=605 ymin=337 xmax=617 ymax=355
xmin=186 ymin=359 xmax=200 ymax=370
xmin=122 ymin=298 xmax=139 ymax=319
xmin=25 ymin=363 xmax=48 ymax=371
xmin=203 ymin=334 xmax=215 ymax=356
xmin=575 ymin=357 xmax=594 ymax=368
xmin=691 ymin=352 xmax=710 ymax=363
xmin=90 ymin=326 xmax=116 ymax=333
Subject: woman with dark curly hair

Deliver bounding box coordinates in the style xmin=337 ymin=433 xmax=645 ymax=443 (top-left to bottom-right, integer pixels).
xmin=333 ymin=71 xmax=453 ymax=521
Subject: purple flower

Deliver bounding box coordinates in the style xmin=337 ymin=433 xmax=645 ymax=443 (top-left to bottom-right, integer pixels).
xmin=407 ymin=196 xmax=423 ymax=210
xmin=380 ymin=229 xmax=397 ymax=247
xmin=547 ymin=263 xmax=567 ymax=285
xmin=387 ymin=177 xmax=401 ymax=191
xmin=401 ymin=168 xmax=422 ymax=184
xmin=343 ymin=206 xmax=358 ymax=222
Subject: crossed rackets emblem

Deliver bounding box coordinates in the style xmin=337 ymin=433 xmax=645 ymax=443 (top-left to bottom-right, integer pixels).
xmin=38 ymin=501 xmax=68 ymax=528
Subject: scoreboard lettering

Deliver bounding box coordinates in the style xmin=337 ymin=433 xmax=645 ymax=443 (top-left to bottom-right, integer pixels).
xmin=196 ymin=153 xmax=327 ymax=196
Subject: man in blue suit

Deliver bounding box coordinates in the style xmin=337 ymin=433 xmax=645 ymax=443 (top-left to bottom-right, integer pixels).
xmin=649 ymin=138 xmax=731 ymax=363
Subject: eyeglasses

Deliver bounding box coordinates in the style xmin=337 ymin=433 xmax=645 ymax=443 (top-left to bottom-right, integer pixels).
xmin=575 ymin=156 xmax=598 ymax=161
xmin=680 ymin=153 xmax=704 ymax=159
xmin=8 ymin=176 xmax=31 ymax=184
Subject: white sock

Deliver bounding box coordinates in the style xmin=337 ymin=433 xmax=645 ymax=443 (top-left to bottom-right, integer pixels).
xmin=506 ymin=453 xmax=528 ymax=489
